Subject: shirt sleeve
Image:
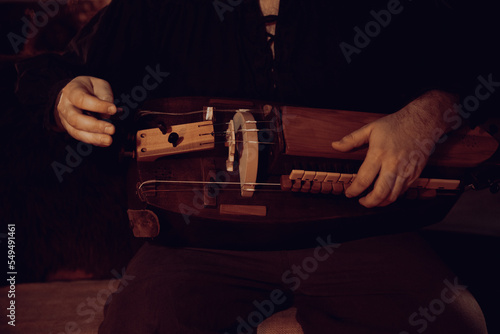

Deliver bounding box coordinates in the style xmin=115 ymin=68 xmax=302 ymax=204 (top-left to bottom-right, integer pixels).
xmin=14 ymin=0 xmax=161 ymax=131
xmin=14 ymin=5 xmax=104 ymax=130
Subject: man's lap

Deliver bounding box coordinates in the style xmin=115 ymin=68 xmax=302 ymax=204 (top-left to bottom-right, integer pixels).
xmin=99 ymin=232 xmax=487 ymax=333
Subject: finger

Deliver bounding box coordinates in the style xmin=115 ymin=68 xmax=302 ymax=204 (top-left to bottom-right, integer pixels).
xmin=400 ymin=170 xmax=422 ymax=196
xmin=378 ymin=174 xmax=408 ymax=207
xmin=331 ymin=124 xmax=371 ymax=152
xmin=345 ymin=151 xmax=381 ymax=198
xmin=90 ymin=77 xmax=117 ymax=114
xmin=61 ymin=118 xmax=113 ymax=147
xmin=359 ymin=168 xmax=397 ymax=208
xmin=90 ymin=77 xmax=114 ymax=102
xmin=401 ymin=179 xmax=414 ymax=195
xmin=62 ymin=104 xmax=115 ymax=135
xmin=66 ymin=84 xmax=116 ymax=115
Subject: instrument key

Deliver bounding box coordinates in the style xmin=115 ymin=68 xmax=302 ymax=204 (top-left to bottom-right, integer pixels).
xmin=332 ymin=183 xmax=344 ymax=195
xmin=324 ymin=172 xmax=340 ymax=183
xmin=300 ymin=171 xmax=316 ymax=193
xmin=426 ymin=179 xmax=460 ymax=190
xmin=280 ymin=175 xmax=293 ymax=191
xmin=410 ymin=178 xmax=429 ymax=189
xmin=284 ymin=170 xmax=459 ymax=199
xmin=418 ymin=189 xmax=437 ymax=199
xmin=338 ymin=173 xmax=353 ymax=183
xmin=289 ymin=169 xmax=305 ymax=180
xmin=320 ymin=182 xmax=333 ymax=194
xmin=404 ymin=188 xmax=419 ymax=200
xmin=289 ymin=169 xmax=305 ymax=192
xmin=311 ymin=172 xmax=327 ymax=194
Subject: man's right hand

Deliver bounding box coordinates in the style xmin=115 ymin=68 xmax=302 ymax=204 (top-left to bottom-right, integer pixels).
xmin=55 ymin=76 xmax=117 ymax=147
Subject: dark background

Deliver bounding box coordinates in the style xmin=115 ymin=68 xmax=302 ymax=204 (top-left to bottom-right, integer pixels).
xmin=0 ymin=0 xmax=137 ymax=283
xmin=0 ymin=0 xmax=499 ymax=332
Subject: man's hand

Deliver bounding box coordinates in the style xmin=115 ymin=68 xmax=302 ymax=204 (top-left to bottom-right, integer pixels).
xmin=55 ymin=76 xmax=117 ymax=147
xmin=331 ymin=90 xmax=458 ymax=208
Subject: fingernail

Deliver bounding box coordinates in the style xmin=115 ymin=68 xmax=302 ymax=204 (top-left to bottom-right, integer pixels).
xmin=104 ymin=126 xmax=114 ymax=135
xmin=107 ymin=105 xmax=116 ymax=114
xmin=345 ymin=192 xmax=353 ymax=198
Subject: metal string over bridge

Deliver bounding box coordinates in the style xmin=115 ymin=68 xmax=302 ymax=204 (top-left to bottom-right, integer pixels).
xmin=137 ymin=179 xmax=282 ymax=193
xmin=138 ymin=108 xmax=265 ymax=117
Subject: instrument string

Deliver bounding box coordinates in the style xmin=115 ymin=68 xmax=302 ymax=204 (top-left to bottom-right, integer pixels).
xmin=197 ymin=125 xmax=275 ymax=145
xmin=198 ymin=140 xmax=274 ymax=146
xmin=208 ymin=130 xmax=273 ymax=137
xmin=138 ymin=110 xmax=205 ymax=116
xmin=138 ymin=179 xmax=282 ymax=191
xmin=139 ymin=108 xmax=268 ymax=117
xmin=139 ymin=110 xmax=273 ymax=126
xmin=140 ymin=188 xmax=284 ymax=194
xmin=204 ymin=121 xmax=274 ymax=127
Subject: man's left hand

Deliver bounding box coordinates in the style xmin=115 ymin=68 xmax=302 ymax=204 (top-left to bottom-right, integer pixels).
xmin=331 ymin=90 xmax=458 ymax=208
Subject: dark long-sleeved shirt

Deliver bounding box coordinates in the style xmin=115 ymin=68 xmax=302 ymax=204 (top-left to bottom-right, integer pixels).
xmin=16 ymin=0 xmax=469 ymax=122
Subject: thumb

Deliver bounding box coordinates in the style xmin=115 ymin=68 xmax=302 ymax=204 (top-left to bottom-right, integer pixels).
xmin=331 ymin=124 xmax=371 ymax=152
xmin=89 ymin=77 xmax=117 ymax=113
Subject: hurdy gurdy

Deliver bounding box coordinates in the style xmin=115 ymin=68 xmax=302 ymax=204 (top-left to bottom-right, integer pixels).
xmin=126 ymin=97 xmax=498 ymax=249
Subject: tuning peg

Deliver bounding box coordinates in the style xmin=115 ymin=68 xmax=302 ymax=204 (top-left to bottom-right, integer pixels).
xmin=119 ymin=147 xmax=135 ymax=161
xmin=157 ymin=121 xmax=169 ymax=135
xmin=168 ymin=132 xmax=180 ymax=147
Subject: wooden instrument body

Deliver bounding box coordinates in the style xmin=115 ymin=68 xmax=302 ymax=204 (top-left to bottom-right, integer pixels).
xmin=128 ymin=97 xmax=497 ymax=248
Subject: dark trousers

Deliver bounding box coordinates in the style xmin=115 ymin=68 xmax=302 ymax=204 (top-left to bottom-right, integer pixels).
xmin=99 ymin=232 xmax=487 ymax=334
